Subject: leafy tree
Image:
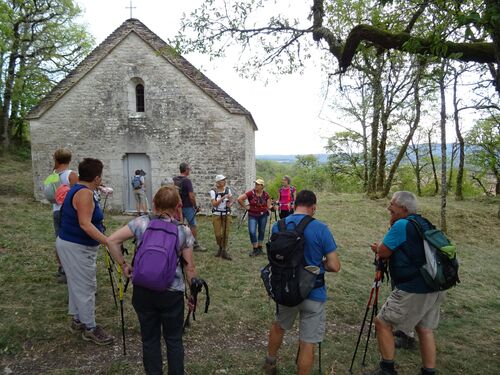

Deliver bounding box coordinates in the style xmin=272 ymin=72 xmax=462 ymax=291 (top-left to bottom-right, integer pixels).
xmin=0 ymin=0 xmax=94 ymax=149
xmin=174 ymin=0 xmax=499 ymax=94
xmin=466 ymin=117 xmax=500 ymax=195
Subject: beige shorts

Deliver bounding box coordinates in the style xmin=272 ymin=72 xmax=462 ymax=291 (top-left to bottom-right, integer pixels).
xmin=277 ymin=299 xmax=326 ymax=343
xmin=133 ymin=189 xmax=147 ymax=205
xmin=377 ymin=288 xmax=446 ymax=332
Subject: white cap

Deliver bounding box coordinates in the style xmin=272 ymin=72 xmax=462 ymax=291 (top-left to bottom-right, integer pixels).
xmin=215 ymin=174 xmax=226 ymax=182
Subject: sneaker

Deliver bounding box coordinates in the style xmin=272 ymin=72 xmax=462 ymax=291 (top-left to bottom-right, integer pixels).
xmin=249 ymin=247 xmax=264 ymax=257
xmin=70 ymin=319 xmax=85 ymax=333
xmin=82 ymin=325 xmax=114 ymax=345
xmin=193 ymin=242 xmax=207 ymax=252
xmin=221 ymin=250 xmax=232 ymax=261
xmin=56 ymin=267 xmax=67 ymax=284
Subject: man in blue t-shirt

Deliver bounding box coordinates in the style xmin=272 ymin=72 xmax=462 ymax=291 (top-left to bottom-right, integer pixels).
xmin=263 ymin=190 xmax=340 ymax=375
xmin=366 ymin=191 xmax=446 ymax=375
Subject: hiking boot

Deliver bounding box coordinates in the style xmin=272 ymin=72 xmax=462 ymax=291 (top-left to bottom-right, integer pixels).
xmin=221 ymin=250 xmax=232 ymax=261
xmin=249 ymin=247 xmax=264 ymax=257
xmin=364 ymin=367 xmax=398 ymax=375
xmin=56 ymin=266 xmax=67 ymax=284
xmin=82 ymin=325 xmax=114 ymax=346
xmin=394 ymin=330 xmax=417 ymax=350
xmin=262 ymin=362 xmax=277 ymax=375
xmin=70 ymin=319 xmax=85 ymax=333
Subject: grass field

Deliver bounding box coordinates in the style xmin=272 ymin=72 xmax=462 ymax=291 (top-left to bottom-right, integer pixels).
xmin=0 ymin=154 xmax=499 ymax=374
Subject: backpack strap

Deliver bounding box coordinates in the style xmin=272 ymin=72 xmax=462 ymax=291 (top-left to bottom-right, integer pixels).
xmin=294 ymin=215 xmax=315 ymax=235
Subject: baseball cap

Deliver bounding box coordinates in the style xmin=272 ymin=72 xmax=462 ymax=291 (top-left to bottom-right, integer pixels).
xmin=215 ymin=174 xmax=226 ymax=182
xmin=254 ymin=178 xmax=265 ymax=186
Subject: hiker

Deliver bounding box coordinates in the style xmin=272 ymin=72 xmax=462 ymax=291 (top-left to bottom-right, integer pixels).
xmin=174 ymin=162 xmax=204 ymax=251
xmin=50 ymin=148 xmax=78 ymax=283
xmin=277 ymin=175 xmax=296 ymax=219
xmin=132 ymin=169 xmax=148 ymax=216
xmin=237 ymin=178 xmax=272 ymax=257
xmin=210 ymin=174 xmax=233 ymax=260
xmin=366 ymin=191 xmax=446 ymax=375
xmin=263 ymin=190 xmax=341 ymax=375
xmin=107 ymin=185 xmax=199 ymax=375
xmin=56 ymin=158 xmax=116 ymax=345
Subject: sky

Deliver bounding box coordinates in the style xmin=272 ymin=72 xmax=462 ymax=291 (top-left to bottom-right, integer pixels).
xmin=75 ymin=0 xmax=337 ymax=155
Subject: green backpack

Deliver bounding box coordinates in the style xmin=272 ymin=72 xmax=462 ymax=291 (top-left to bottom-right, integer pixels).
xmin=43 ymin=171 xmax=62 ymax=204
xmin=408 ymin=218 xmax=460 ymax=291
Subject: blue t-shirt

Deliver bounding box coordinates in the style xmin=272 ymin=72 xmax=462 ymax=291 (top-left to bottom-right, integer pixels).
xmin=272 ymin=214 xmax=337 ymax=302
xmin=383 ymin=214 xmax=434 ymax=293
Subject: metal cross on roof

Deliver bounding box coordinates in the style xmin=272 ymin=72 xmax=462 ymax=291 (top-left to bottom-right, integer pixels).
xmin=126 ymin=0 xmax=136 ymax=19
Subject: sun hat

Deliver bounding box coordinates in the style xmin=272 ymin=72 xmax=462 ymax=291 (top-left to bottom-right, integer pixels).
xmin=254 ymin=178 xmax=265 ymax=186
xmin=215 ymin=174 xmax=226 ymax=182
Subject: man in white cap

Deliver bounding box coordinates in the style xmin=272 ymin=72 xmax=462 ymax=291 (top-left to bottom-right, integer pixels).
xmin=210 ymin=175 xmax=233 ymax=260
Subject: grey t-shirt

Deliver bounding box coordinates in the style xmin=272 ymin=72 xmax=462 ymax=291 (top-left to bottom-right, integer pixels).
xmin=128 ymin=215 xmax=194 ymax=292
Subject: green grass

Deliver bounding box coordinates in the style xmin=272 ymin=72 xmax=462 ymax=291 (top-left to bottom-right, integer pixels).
xmin=0 ymin=154 xmax=499 ymax=374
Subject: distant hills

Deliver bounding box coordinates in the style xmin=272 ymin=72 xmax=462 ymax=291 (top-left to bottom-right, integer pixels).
xmin=257 ymin=144 xmax=463 ymax=165
xmin=256 ymin=154 xmax=329 ymax=164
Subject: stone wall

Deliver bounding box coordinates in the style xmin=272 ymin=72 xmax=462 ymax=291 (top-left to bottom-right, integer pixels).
xmin=30 ymin=31 xmax=255 ymax=213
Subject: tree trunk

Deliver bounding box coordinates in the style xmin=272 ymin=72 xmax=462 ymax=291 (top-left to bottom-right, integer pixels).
xmin=1 ymin=22 xmax=21 ymax=149
xmin=448 ymin=142 xmax=458 ymax=192
xmin=367 ymin=65 xmax=383 ymax=196
xmin=377 ymin=113 xmax=388 ymax=192
xmin=415 ymin=145 xmax=422 ymax=196
xmin=452 ymin=72 xmax=465 ymax=200
xmin=382 ymin=63 xmax=423 ymax=197
xmin=428 ymin=130 xmax=439 ymax=195
xmin=438 ymin=65 xmax=447 ymax=232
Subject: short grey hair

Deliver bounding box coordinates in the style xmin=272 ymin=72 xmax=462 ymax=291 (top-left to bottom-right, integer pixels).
xmin=392 ymin=191 xmax=417 ymax=214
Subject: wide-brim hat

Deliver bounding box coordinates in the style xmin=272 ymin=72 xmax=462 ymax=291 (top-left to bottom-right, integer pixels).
xmin=215 ymin=174 xmax=226 ymax=182
xmin=254 ymin=178 xmax=265 ymax=186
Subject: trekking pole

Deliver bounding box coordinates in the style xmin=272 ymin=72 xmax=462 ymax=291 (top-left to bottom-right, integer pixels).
xmin=349 ymin=257 xmax=385 ymax=373
xmin=117 ymin=263 xmax=127 ymax=355
xmin=222 ymin=207 xmax=228 ymax=252
xmin=237 ymin=209 xmax=247 ymax=230
xmin=361 ymin=258 xmax=385 ymax=366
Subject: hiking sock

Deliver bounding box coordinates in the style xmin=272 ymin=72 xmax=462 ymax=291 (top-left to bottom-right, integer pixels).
xmin=380 ymin=359 xmax=395 ymax=372
xmin=421 ymin=367 xmax=436 ymax=375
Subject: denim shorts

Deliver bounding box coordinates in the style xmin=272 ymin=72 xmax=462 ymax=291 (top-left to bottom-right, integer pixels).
xmin=182 ymin=207 xmax=197 ymax=227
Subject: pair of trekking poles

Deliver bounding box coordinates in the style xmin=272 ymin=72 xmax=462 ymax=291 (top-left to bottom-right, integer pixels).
xmin=349 ymin=257 xmax=387 ymax=373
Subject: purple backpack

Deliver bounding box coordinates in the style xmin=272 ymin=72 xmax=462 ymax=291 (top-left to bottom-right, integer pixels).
xmin=132 ymin=219 xmax=179 ymax=292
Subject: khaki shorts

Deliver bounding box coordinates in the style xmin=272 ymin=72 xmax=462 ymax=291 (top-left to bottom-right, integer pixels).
xmin=276 ymin=299 xmax=326 ymax=343
xmin=378 ymin=288 xmax=446 ymax=332
xmin=133 ymin=189 xmax=147 ymax=205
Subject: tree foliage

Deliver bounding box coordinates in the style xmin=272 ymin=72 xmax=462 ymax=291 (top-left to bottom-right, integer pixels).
xmin=466 ymin=117 xmax=500 ymax=195
xmin=174 ymin=0 xmax=499 ymax=94
xmin=0 ymin=0 xmax=94 ymax=149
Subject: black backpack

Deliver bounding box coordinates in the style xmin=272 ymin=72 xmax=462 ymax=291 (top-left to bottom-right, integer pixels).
xmin=261 ymin=215 xmax=324 ymax=307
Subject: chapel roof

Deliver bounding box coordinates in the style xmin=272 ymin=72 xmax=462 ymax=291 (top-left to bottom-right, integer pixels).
xmin=26 ymin=18 xmax=257 ymax=129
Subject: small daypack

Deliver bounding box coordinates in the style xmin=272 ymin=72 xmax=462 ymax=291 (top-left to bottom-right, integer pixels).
xmin=132 ymin=218 xmax=179 ymax=292
xmin=261 ymin=215 xmax=323 ymax=307
xmin=407 ymin=218 xmax=460 ymax=291
xmin=44 ymin=170 xmax=70 ymax=204
xmin=211 ymin=187 xmax=230 ymax=213
xmin=131 ymin=175 xmax=142 ymax=190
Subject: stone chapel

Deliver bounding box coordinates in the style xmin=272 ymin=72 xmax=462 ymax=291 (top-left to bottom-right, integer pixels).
xmin=27 ymin=18 xmax=257 ymax=212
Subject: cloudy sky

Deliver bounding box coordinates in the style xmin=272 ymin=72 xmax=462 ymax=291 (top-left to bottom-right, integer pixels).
xmin=75 ymin=0 xmax=337 ymax=155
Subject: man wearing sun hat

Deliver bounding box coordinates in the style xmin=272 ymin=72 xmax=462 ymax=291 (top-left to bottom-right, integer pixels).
xmin=210 ymin=174 xmax=233 ymax=260
xmin=237 ymin=178 xmax=272 ymax=256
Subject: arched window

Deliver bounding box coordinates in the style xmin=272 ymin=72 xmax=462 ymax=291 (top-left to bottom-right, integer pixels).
xmin=136 ymin=84 xmax=145 ymax=112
